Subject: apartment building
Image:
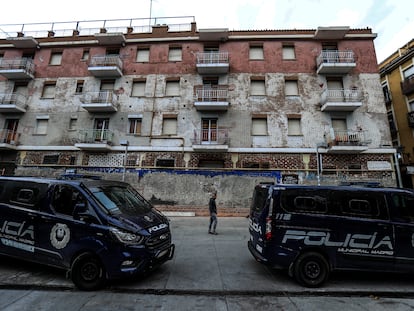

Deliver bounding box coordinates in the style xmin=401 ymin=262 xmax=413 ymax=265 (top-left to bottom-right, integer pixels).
xmin=0 ymin=17 xmax=397 ymax=205
xmin=379 ymin=39 xmax=414 ymax=188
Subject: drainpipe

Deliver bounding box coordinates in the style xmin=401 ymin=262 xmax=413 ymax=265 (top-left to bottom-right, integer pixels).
xmin=316 ymin=142 xmax=328 ymax=186
xmin=394 ymin=151 xmax=403 ymax=188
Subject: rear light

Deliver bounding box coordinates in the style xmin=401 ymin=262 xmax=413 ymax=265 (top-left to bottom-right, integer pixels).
xmin=265 ymin=217 xmax=272 ymax=240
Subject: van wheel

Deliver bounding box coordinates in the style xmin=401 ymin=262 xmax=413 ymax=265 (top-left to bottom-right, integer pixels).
xmin=71 ymin=253 xmax=106 ymax=291
xmin=293 ymin=252 xmax=329 ymax=287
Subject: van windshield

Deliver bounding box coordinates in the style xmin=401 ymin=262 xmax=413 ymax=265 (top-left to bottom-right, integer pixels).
xmin=89 ymin=184 xmax=152 ymax=215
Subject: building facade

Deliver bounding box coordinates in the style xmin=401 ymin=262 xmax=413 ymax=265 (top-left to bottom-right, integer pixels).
xmin=379 ymin=39 xmax=414 ymax=188
xmin=0 ymin=18 xmax=397 ymax=206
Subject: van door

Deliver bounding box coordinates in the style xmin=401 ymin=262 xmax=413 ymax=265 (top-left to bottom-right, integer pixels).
xmin=35 ymin=184 xmax=106 ymax=268
xmin=389 ymin=192 xmax=414 ymax=272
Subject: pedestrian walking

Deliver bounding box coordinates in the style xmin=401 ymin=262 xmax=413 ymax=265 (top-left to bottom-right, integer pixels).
xmin=208 ymin=192 xmax=218 ymax=235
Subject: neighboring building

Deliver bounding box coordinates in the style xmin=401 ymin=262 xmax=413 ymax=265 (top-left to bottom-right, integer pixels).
xmin=379 ymin=39 xmax=414 ymax=188
xmin=0 ymin=17 xmax=396 ymax=205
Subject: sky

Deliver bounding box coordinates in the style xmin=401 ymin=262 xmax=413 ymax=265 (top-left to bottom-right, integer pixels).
xmin=0 ymin=0 xmax=413 ymax=63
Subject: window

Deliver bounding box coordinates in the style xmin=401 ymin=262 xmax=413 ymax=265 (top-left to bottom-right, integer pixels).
xmin=43 ymin=154 xmax=59 ymax=164
xmin=42 ymin=83 xmax=56 ymax=99
xmin=49 ymin=52 xmax=62 ymax=65
xmin=166 ymin=80 xmax=180 ymax=96
xmin=250 ymin=79 xmax=266 ymax=96
xmin=393 ymin=193 xmax=414 ymax=222
xmin=100 ymin=80 xmax=115 ymax=91
xmin=156 ymin=159 xmax=175 ymax=167
xmin=249 ymin=46 xmax=264 ymax=60
xmin=136 ymin=48 xmax=150 ymax=62
xmin=81 ymin=49 xmax=89 ymax=61
xmin=282 ymin=45 xmax=295 ymax=60
xmin=36 ymin=118 xmax=49 ymax=135
xmin=252 ymin=118 xmax=267 ymax=136
xmin=281 ymin=189 xmax=328 ymax=214
xmin=288 ymin=118 xmax=301 ymax=136
xmin=128 ymin=118 xmax=142 ymax=135
xmin=75 ymin=80 xmax=84 ymax=94
xmin=403 ymin=66 xmax=414 ymax=78
xmin=168 ymin=47 xmax=182 ymax=61
xmin=69 ymin=118 xmax=77 ymax=130
xmin=163 ymin=116 xmax=177 ymax=135
xmin=285 ymin=80 xmax=298 ymax=96
xmin=131 ymin=80 xmax=146 ymax=97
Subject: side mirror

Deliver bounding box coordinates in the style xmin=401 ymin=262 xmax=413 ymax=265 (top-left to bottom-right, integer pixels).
xmin=73 ymin=203 xmax=97 ymax=223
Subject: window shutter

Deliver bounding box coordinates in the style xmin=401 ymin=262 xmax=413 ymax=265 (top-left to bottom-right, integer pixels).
xmin=137 ymin=49 xmax=149 ymax=62
xmin=163 ymin=118 xmax=177 ymax=135
xmin=249 ymin=47 xmax=264 ymax=60
xmin=132 ymin=82 xmax=146 ymax=96
xmin=250 ymin=80 xmax=266 ymax=95
xmin=252 ymin=118 xmax=267 ymax=135
xmin=166 ymin=81 xmax=180 ymax=96
xmin=285 ymin=81 xmax=298 ymax=96
xmin=288 ymin=119 xmax=301 ymax=135
xmin=282 ymin=46 xmax=295 ymax=60
xmin=168 ymin=48 xmax=182 ymax=61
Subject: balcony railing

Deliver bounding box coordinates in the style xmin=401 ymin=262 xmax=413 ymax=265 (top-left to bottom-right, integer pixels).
xmin=194 ymin=87 xmax=230 ymax=111
xmin=401 ymin=74 xmax=414 ymax=95
xmin=0 ymin=58 xmax=35 ymax=79
xmin=0 ymin=129 xmax=20 ymax=145
xmin=87 ymin=55 xmax=123 ymax=77
xmin=326 ymin=129 xmax=367 ymax=146
xmin=0 ymin=93 xmax=27 ymax=113
xmin=77 ymin=129 xmax=114 ymax=144
xmin=80 ymin=91 xmax=118 ymax=112
xmin=316 ymin=50 xmax=356 ymax=74
xmin=196 ymin=52 xmax=229 ymax=75
xmin=320 ymin=88 xmax=363 ymax=112
xmin=192 ymin=128 xmax=229 ymax=145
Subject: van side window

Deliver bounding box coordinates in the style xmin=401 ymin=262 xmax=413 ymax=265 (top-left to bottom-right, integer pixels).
xmin=281 ymin=190 xmax=328 ymax=213
xmin=393 ymin=193 xmax=414 ymax=222
xmin=52 ymin=185 xmax=85 ymax=217
xmin=336 ymin=191 xmax=385 ymax=219
xmin=251 ymin=186 xmax=269 ymax=212
xmin=9 ymin=186 xmax=42 ymax=210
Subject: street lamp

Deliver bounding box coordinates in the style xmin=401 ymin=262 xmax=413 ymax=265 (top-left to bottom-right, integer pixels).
xmin=120 ymin=140 xmax=129 ymax=181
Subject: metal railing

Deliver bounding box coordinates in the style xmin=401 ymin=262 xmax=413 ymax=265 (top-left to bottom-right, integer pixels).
xmin=196 ymin=52 xmax=229 ymax=64
xmin=326 ymin=128 xmax=367 ymax=145
xmin=77 ymin=129 xmax=114 ymax=144
xmin=0 ymin=58 xmax=35 ymax=74
xmin=407 ymin=111 xmax=414 ymax=127
xmin=316 ymin=50 xmax=355 ymax=67
xmin=0 ymin=129 xmax=20 ymax=145
xmin=192 ymin=128 xmax=229 ymax=145
xmin=194 ymin=87 xmax=229 ymax=101
xmin=88 ymin=55 xmax=123 ymax=68
xmin=80 ymin=91 xmax=117 ymax=105
xmin=321 ymin=88 xmax=363 ymax=103
xmin=0 ymin=93 xmax=27 ymax=108
xmin=402 ymin=74 xmax=414 ymax=95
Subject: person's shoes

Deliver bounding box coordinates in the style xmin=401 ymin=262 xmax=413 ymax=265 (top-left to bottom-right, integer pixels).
xmin=212 ymin=231 xmax=218 ymax=235
xmin=209 ymin=231 xmax=213 ymax=234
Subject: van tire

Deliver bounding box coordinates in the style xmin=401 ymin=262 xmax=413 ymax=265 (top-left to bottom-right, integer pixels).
xmin=71 ymin=253 xmax=106 ymax=291
xmin=293 ymin=252 xmax=329 ymax=287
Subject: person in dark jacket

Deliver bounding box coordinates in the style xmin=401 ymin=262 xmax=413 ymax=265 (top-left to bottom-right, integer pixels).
xmin=208 ymin=192 xmax=218 ymax=235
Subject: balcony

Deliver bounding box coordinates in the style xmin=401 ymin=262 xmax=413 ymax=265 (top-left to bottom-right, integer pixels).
xmin=320 ymin=88 xmax=363 ymax=112
xmin=74 ymin=129 xmax=114 ymax=151
xmin=80 ymin=91 xmax=118 ymax=112
xmin=407 ymin=111 xmax=414 ymax=128
xmin=325 ymin=128 xmax=369 ymax=153
xmin=401 ymin=74 xmax=414 ymax=95
xmin=194 ymin=86 xmax=229 ymax=111
xmin=0 ymin=58 xmax=35 ymax=80
xmin=87 ymin=55 xmax=123 ymax=77
xmin=196 ymin=52 xmax=229 ymax=75
xmin=192 ymin=128 xmax=229 ymax=152
xmin=0 ymin=93 xmax=27 ymax=113
xmin=316 ymin=50 xmax=356 ymax=74
xmin=0 ymin=129 xmax=20 ymax=150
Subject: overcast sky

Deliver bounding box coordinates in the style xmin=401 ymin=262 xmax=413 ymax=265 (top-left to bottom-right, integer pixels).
xmin=1 ymin=0 xmax=412 ymax=63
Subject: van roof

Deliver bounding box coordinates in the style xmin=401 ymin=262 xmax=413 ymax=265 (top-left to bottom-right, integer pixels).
xmin=0 ymin=176 xmax=128 ymax=188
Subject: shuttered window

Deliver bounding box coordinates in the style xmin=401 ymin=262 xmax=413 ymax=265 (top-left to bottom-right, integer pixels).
xmin=166 ymin=81 xmax=180 ymax=96
xmin=285 ymin=80 xmax=298 ymax=96
xmin=163 ymin=117 xmax=177 ymax=135
xmin=42 ymin=84 xmax=56 ymax=98
xmin=132 ymin=81 xmax=146 ymax=97
xmin=49 ymin=52 xmax=62 ymax=65
xmin=252 ymin=118 xmax=267 ymax=136
xmin=282 ymin=46 xmax=295 ymax=60
xmin=250 ymin=80 xmax=266 ymax=96
xmin=288 ymin=118 xmax=301 ymax=135
xmin=136 ymin=49 xmax=150 ymax=62
xmin=168 ymin=47 xmax=182 ymax=61
xmin=36 ymin=119 xmax=49 ymax=135
xmin=249 ymin=46 xmax=264 ymax=60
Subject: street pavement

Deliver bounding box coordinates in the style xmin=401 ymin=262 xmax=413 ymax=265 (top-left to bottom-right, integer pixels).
xmin=1 ymin=216 xmax=414 ymax=295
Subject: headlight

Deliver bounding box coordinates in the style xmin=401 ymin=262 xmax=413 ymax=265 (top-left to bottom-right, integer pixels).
xmin=110 ymin=227 xmax=144 ymax=245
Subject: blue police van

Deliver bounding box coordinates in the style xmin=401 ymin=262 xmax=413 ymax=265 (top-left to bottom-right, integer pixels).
xmin=248 ymin=183 xmax=414 ymax=287
xmin=0 ymin=176 xmax=175 ymax=290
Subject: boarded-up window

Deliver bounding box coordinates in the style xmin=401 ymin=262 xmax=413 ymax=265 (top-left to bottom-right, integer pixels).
xmin=42 ymin=84 xmax=56 ymax=98
xmin=36 ymin=118 xmax=48 ymax=135
xmin=288 ymin=118 xmax=301 ymax=135
xmin=163 ymin=117 xmax=177 ymax=135
xmin=252 ymin=118 xmax=267 ymax=136
xmin=332 ymin=118 xmax=347 ymax=130
xmin=250 ymin=80 xmax=266 ymax=96
xmin=285 ymin=80 xmax=298 ymax=96
xmin=282 ymin=46 xmax=295 ymax=60
xmin=49 ymin=52 xmax=62 ymax=65
xmin=136 ymin=48 xmax=150 ymax=62
xmin=249 ymin=46 xmax=264 ymax=60
xmin=166 ymin=81 xmax=180 ymax=96
xmin=131 ymin=81 xmax=146 ymax=97
xmin=168 ymin=47 xmax=182 ymax=61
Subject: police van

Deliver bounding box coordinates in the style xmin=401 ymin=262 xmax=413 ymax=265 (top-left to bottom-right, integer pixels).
xmin=248 ymin=183 xmax=414 ymax=287
xmin=0 ymin=176 xmax=175 ymax=290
